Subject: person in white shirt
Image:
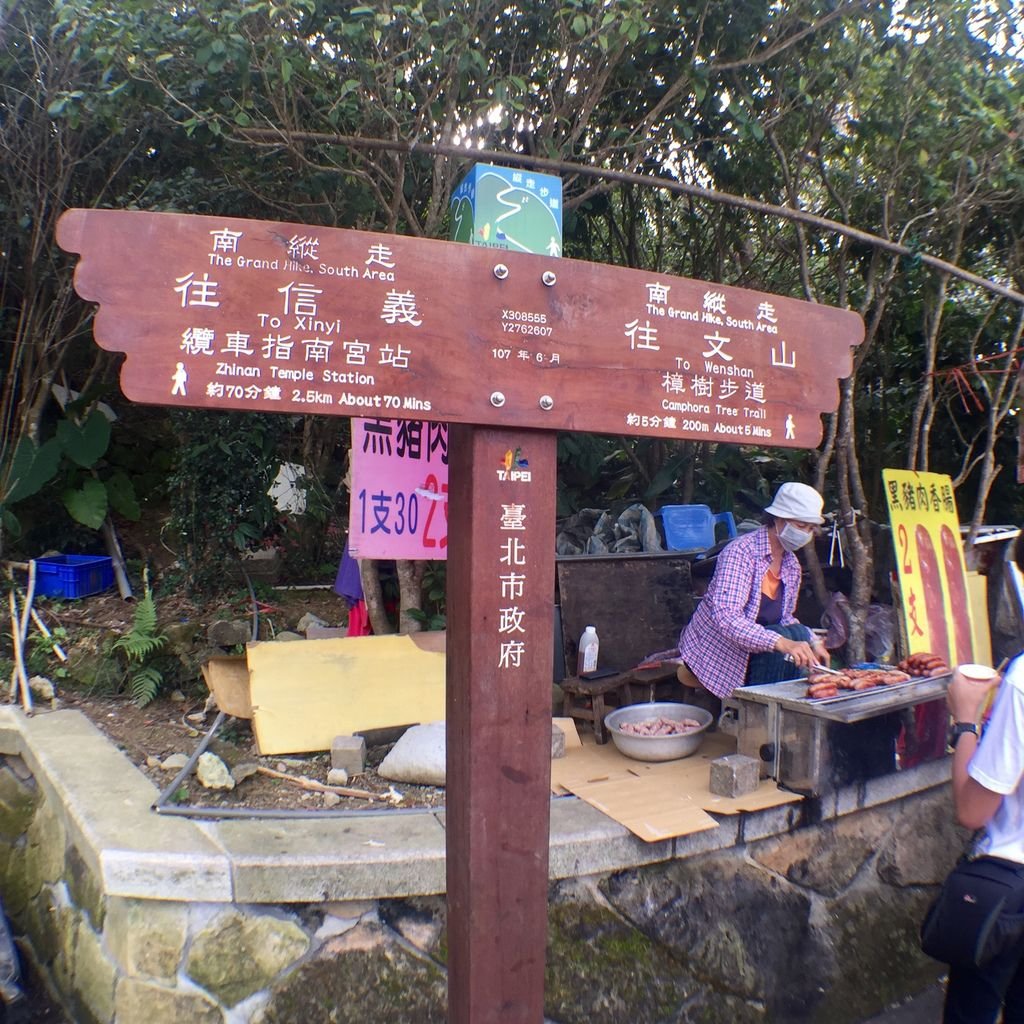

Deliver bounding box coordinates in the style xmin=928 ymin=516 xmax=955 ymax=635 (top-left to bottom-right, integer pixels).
xmin=943 ymin=532 xmax=1024 ymax=1023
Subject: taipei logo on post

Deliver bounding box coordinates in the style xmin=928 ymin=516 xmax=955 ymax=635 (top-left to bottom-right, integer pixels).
xmin=497 ymin=447 xmax=531 ymax=482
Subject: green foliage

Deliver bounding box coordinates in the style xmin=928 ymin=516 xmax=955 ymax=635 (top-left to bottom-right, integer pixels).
xmin=406 ymin=561 xmax=447 ymax=631
xmin=26 ymin=627 xmax=70 ymax=682
xmin=2 ymin=437 xmax=62 ymax=505
xmin=5 ymin=0 xmax=1024 ymax=602
xmin=112 ymin=573 xmax=168 ymax=706
xmin=56 ymin=409 xmax=111 ymax=468
xmin=0 ymin=403 xmax=148 ymax=554
xmin=168 ymin=409 xmax=290 ymax=590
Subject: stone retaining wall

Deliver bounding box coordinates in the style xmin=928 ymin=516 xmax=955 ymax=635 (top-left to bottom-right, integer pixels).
xmin=0 ymin=707 xmax=963 ymax=1023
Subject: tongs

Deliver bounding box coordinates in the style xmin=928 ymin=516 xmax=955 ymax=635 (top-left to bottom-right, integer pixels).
xmin=784 ymin=655 xmax=842 ymax=675
xmin=809 ymin=662 xmax=843 ymax=676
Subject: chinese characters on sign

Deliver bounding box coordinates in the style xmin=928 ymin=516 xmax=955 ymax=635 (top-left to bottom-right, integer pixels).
xmin=495 ymin=449 xmax=532 ymax=671
xmin=626 ymin=285 xmax=797 ymax=443
xmin=173 ymin=228 xmax=423 ymax=411
xmin=882 ymin=468 xmax=974 ymax=668
xmin=55 ymin=208 xmax=864 ymax=447
xmin=348 ymin=419 xmax=449 ymax=559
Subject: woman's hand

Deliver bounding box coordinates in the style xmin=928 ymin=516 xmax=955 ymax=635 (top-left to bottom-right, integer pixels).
xmin=774 ymin=636 xmax=825 ymax=669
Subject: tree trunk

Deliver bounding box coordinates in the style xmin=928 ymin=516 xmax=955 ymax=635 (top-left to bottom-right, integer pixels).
xmin=396 ymin=559 xmax=426 ymax=635
xmin=358 ymin=558 xmax=392 ymax=635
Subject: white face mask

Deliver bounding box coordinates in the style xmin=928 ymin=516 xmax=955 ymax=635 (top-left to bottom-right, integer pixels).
xmin=777 ymin=522 xmax=814 ymax=552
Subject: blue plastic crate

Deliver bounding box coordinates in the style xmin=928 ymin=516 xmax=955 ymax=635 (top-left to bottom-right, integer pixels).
xmin=658 ymin=505 xmax=738 ymax=554
xmin=35 ymin=555 xmax=114 ymax=600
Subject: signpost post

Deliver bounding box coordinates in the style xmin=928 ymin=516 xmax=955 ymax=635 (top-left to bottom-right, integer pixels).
xmin=56 ymin=206 xmax=864 ymax=1023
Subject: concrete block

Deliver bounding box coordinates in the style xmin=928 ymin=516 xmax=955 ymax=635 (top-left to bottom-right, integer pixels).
xmin=331 ymin=735 xmax=367 ymax=774
xmin=709 ymin=754 xmax=760 ymax=798
xmin=218 ymin=812 xmax=447 ymax=901
xmin=551 ymin=723 xmax=566 ymax=760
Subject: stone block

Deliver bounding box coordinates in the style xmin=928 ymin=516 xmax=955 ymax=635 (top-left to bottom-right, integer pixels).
xmin=306 ymin=625 xmax=347 ymax=639
xmin=27 ymin=798 xmax=67 ymax=888
xmin=263 ymin=922 xmax=447 ymax=1022
xmin=207 ymin=619 xmax=251 ymax=647
xmin=551 ymin=723 xmax=566 ymax=760
xmin=220 ymin=812 xmax=447 ymax=901
xmin=0 ymin=762 xmax=38 ymax=839
xmin=185 ymin=909 xmax=309 ymax=1008
xmin=72 ymin=916 xmax=117 ymax=1024
xmin=115 ymin=977 xmax=221 ymax=1024
xmin=22 ymin=883 xmax=65 ymax=966
xmin=105 ymin=897 xmax=188 ymax=981
xmin=66 ymin=843 xmax=106 ymax=932
xmin=876 ymin=789 xmax=969 ymax=887
xmin=546 ymin=899 xmax=692 ymax=1022
xmin=709 ymin=754 xmax=760 ymax=798
xmin=330 ymin=735 xmax=366 ymax=774
xmin=321 ymin=899 xmax=378 ymax=923
xmin=749 ymin=811 xmax=889 ymax=897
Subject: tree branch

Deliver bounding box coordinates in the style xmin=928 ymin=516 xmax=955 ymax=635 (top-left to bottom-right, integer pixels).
xmin=236 ymin=128 xmax=1024 ymax=306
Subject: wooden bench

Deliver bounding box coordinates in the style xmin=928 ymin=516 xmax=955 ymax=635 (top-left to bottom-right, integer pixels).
xmin=556 ymin=552 xmax=697 ymax=743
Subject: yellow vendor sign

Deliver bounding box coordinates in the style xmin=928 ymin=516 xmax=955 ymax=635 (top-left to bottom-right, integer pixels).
xmin=882 ymin=469 xmax=975 ymax=667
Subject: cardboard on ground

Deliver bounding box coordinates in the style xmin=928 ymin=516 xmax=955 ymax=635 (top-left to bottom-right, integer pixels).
xmin=245 ymin=632 xmax=446 ymax=755
xmin=551 ymin=730 xmax=801 ymax=843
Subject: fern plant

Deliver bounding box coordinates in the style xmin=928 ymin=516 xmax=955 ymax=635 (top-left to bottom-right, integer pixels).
xmin=113 ymin=571 xmax=167 ymax=706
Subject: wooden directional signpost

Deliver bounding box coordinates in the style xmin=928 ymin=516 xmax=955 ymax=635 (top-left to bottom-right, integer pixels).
xmin=56 ymin=207 xmax=864 ymax=1023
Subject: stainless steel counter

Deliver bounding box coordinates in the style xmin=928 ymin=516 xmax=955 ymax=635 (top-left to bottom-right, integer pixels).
xmin=730 ymin=673 xmax=951 ymax=794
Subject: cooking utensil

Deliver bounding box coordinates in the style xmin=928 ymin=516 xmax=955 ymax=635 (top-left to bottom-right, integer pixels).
xmin=784 ymin=656 xmax=843 ymax=676
xmin=603 ymin=702 xmax=713 ymax=762
xmin=807 ymin=662 xmax=843 ymax=676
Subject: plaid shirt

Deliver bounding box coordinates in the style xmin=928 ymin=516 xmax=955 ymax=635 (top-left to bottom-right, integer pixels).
xmin=678 ymin=527 xmax=811 ymax=699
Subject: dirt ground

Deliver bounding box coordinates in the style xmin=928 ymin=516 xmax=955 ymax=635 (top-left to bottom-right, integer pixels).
xmin=14 ymin=585 xmax=446 ymax=815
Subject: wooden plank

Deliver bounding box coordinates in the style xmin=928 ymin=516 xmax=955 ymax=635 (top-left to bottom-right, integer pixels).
xmin=245 ymin=635 xmax=445 ymax=755
xmin=446 ymin=426 xmax=556 ymax=1024
xmin=556 ymin=553 xmax=695 ymax=674
xmin=56 ymin=208 xmax=864 ymax=447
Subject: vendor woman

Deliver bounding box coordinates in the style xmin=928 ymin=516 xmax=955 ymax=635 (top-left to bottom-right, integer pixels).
xmin=679 ymin=481 xmax=829 ymax=700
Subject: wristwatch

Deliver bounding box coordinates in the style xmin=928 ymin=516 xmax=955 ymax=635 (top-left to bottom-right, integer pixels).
xmin=949 ymin=721 xmax=979 ymax=745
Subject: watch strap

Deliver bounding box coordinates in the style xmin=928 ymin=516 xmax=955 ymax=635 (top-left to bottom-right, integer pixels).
xmin=949 ymin=721 xmax=979 ymax=744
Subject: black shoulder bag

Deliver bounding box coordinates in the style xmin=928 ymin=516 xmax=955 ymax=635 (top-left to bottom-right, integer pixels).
xmin=920 ymin=854 xmax=1024 ymax=969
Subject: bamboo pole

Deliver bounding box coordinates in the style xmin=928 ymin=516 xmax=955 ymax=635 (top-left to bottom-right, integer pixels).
xmin=30 ymin=608 xmax=67 ymax=662
xmin=255 ymin=765 xmax=382 ymax=801
xmin=8 ymin=590 xmax=32 ymax=713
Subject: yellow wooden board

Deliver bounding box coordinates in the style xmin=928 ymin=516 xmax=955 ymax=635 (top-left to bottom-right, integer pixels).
xmin=967 ymin=570 xmax=993 ymax=667
xmin=551 ymin=729 xmax=802 ymax=842
xmin=200 ymin=655 xmax=252 ymax=719
xmin=881 ymin=470 xmax=975 ymax=665
xmin=246 ymin=633 xmax=446 ymax=755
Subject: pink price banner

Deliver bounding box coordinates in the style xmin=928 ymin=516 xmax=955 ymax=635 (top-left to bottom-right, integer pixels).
xmin=348 ymin=418 xmax=449 ymax=560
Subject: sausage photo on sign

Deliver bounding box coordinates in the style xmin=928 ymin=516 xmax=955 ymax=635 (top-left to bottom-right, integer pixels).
xmin=941 ymin=523 xmax=974 ymax=666
xmin=909 ymin=524 xmax=952 ymax=765
xmin=915 ymin=524 xmax=951 ymax=665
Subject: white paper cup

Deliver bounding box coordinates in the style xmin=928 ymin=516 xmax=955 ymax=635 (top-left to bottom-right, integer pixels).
xmin=953 ymin=663 xmax=998 ymax=684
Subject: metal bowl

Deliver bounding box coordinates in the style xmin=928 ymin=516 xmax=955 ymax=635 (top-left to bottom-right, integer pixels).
xmin=604 ymin=702 xmax=714 ymax=762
